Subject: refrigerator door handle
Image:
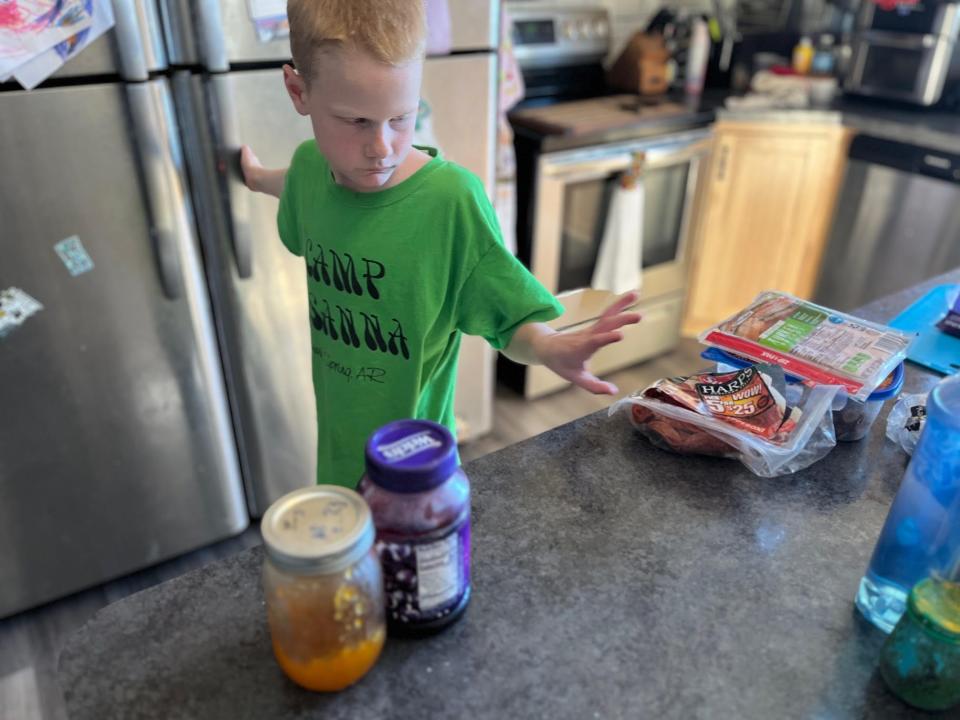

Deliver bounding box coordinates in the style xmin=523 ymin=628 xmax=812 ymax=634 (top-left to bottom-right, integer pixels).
xmin=113 ymin=0 xmax=168 ymax=81
xmin=127 ymin=81 xmax=186 ymax=299
xmin=196 ymin=0 xmax=230 ymax=72
xmin=211 ymin=75 xmax=254 ymax=279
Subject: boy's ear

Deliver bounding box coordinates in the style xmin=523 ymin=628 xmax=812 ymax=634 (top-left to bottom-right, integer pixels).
xmin=283 ymin=64 xmax=310 ymax=116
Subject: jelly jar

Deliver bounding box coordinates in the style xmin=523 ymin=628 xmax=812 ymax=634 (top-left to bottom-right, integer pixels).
xmin=261 ymin=486 xmax=385 ymax=691
xmin=358 ymin=419 xmax=471 ymax=636
xmin=879 ymin=576 xmax=960 ymax=711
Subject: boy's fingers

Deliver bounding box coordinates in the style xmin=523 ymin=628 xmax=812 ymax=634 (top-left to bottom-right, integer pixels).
xmin=593 ymin=311 xmax=641 ymax=334
xmin=586 ymin=330 xmax=623 ymax=354
xmin=570 ymin=370 xmax=617 ymax=395
xmin=599 ymin=291 xmax=639 ymax=320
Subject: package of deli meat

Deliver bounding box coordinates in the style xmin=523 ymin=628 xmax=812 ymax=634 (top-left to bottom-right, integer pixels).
xmin=611 ymin=364 xmax=841 ymax=477
xmin=700 ymin=291 xmax=913 ymax=402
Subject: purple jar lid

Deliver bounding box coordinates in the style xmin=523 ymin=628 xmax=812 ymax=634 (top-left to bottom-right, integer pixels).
xmin=364 ymin=419 xmax=459 ymax=493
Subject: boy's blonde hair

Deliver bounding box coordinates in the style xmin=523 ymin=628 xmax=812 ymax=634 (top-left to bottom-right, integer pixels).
xmin=288 ymin=0 xmax=427 ymax=81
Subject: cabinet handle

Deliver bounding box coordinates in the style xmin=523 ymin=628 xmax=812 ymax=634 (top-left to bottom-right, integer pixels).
xmin=716 ymin=144 xmax=730 ymax=182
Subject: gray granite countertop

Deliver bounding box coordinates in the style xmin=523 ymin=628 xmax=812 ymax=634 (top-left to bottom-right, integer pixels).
xmin=58 ymin=271 xmax=960 ymax=720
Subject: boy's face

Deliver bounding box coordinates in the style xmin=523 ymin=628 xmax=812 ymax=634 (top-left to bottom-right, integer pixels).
xmin=284 ymin=45 xmax=422 ymax=193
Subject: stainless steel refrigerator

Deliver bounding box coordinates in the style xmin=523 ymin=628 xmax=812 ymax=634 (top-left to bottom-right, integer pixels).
xmin=0 ymin=3 xmax=248 ymax=618
xmin=160 ymin=0 xmax=501 ymax=515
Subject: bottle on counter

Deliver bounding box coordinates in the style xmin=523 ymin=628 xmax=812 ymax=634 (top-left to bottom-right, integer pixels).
xmin=359 ymin=419 xmax=471 ymax=636
xmin=811 ymin=35 xmax=836 ymax=76
xmin=684 ymin=17 xmax=710 ymax=96
xmin=792 ymin=36 xmax=814 ymax=75
xmin=856 ymin=374 xmax=960 ymax=633
xmin=879 ymin=575 xmax=960 ymax=711
xmin=261 ymin=486 xmax=385 ymax=692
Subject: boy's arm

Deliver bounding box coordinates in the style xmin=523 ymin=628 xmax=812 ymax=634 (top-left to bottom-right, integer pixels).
xmin=240 ymin=145 xmax=287 ymax=199
xmin=501 ymin=292 xmax=641 ymax=395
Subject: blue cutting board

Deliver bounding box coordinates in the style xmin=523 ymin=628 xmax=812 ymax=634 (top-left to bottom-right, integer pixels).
xmin=888 ymin=284 xmax=960 ymax=376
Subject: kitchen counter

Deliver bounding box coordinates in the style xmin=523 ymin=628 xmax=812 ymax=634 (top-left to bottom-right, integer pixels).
xmin=719 ymin=95 xmax=960 ymax=154
xmin=512 ymin=89 xmax=960 ymax=155
xmin=58 ymin=272 xmax=959 ymax=719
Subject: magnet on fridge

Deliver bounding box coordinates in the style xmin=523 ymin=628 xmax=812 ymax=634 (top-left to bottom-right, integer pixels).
xmin=0 ymin=288 xmax=44 ymax=340
xmin=54 ymin=235 xmax=94 ymax=276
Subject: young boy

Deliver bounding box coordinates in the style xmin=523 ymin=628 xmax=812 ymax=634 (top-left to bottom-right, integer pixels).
xmin=241 ymin=0 xmax=640 ymax=487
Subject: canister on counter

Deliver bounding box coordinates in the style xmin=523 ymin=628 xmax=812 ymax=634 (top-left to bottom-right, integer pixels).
xmin=880 ymin=576 xmax=960 ymax=711
xmin=261 ymin=486 xmax=385 ymax=691
xmin=359 ymin=419 xmax=471 ymax=636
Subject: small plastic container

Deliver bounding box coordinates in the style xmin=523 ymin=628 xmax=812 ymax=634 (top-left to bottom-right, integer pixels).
xmin=832 ymin=363 xmax=903 ymax=441
xmin=880 ymin=577 xmax=960 ymax=711
xmin=358 ymin=419 xmax=471 ymax=636
xmin=700 ymin=348 xmax=904 ymax=441
xmin=261 ymin=486 xmax=385 ymax=692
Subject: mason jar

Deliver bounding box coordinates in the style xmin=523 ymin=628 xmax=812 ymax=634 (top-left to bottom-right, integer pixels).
xmin=261 ymin=486 xmax=385 ymax=691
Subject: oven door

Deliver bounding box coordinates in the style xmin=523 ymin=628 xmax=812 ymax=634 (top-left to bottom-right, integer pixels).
xmin=531 ymin=130 xmax=711 ymax=328
xmin=846 ymin=33 xmax=955 ymax=106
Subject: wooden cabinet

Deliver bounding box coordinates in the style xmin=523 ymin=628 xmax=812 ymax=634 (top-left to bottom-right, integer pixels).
xmin=682 ymin=120 xmax=853 ymax=336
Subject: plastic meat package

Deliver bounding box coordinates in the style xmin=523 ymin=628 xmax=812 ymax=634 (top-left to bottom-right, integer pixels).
xmin=885 ymin=393 xmax=929 ymax=456
xmin=611 ymin=364 xmax=840 ymax=477
xmin=700 ymin=291 xmax=913 ymax=402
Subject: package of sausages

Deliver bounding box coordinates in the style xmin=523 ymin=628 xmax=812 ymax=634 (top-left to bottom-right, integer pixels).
xmin=611 ymin=364 xmax=841 ymax=477
xmin=700 ymin=292 xmax=913 ymax=402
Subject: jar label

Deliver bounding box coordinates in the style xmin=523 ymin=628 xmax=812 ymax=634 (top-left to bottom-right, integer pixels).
xmin=378 ymin=515 xmax=470 ymax=625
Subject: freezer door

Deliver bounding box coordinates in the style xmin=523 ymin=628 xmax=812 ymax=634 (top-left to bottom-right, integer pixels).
xmin=448 ymin=0 xmax=500 ymax=51
xmin=175 ymin=0 xmax=498 ymax=68
xmin=0 ymin=79 xmax=247 ymax=618
xmin=178 ymin=69 xmax=318 ymax=515
xmin=51 ymin=0 xmax=167 ymax=80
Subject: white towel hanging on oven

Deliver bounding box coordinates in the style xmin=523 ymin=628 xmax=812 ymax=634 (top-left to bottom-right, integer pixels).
xmin=591 ymin=156 xmax=644 ymax=295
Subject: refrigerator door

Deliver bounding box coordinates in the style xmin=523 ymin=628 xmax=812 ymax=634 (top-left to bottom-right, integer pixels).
xmin=51 ymin=0 xmax=168 ymax=80
xmin=173 ymin=0 xmax=499 ymax=67
xmin=0 ymin=79 xmax=247 ymax=618
xmin=175 ymin=69 xmax=318 ymax=516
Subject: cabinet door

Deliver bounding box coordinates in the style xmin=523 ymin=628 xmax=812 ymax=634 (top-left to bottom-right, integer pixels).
xmin=682 ymin=123 xmax=850 ymax=335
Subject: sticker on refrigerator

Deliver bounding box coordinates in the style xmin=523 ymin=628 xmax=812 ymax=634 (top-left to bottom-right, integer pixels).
xmin=0 ymin=288 xmax=44 ymax=340
xmin=54 ymin=235 xmax=94 ymax=276
xmin=248 ymin=0 xmax=289 ymax=42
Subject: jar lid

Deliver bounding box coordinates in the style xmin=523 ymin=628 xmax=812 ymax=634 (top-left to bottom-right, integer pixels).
xmin=364 ymin=419 xmax=458 ymax=493
xmin=260 ymin=486 xmax=374 ymax=574
xmin=907 ymin=578 xmax=960 ymax=644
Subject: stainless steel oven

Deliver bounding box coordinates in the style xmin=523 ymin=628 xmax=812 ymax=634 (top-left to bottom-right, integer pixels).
xmin=520 ymin=128 xmax=711 ymax=397
xmin=846 ymin=1 xmax=960 ymax=106
xmin=499 ymin=1 xmax=713 ymax=398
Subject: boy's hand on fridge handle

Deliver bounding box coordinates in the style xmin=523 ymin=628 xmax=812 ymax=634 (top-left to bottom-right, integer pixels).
xmin=240 ymin=145 xmax=287 ymax=199
xmin=507 ymin=291 xmax=642 ymax=395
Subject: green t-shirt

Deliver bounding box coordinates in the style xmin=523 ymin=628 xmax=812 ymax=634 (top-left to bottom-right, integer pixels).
xmin=278 ymin=142 xmax=563 ymax=487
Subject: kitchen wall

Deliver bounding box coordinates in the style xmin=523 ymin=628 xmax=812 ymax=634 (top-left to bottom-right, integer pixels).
xmin=533 ymin=0 xmax=712 ymax=63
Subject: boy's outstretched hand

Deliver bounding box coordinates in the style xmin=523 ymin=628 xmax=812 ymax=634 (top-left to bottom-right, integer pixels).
xmin=505 ymin=291 xmax=642 ymax=395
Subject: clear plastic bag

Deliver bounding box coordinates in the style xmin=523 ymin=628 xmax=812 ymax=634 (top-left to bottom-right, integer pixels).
xmin=885 ymin=393 xmax=929 ymax=456
xmin=610 ymin=383 xmax=840 ymax=478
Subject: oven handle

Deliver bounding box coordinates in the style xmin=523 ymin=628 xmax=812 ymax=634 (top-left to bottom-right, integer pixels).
xmin=542 ymin=154 xmax=634 ymax=182
xmin=543 ymin=137 xmax=712 ymax=182
xmin=854 ymin=31 xmax=938 ymax=50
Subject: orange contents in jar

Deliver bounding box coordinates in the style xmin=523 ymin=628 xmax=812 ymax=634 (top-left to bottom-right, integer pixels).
xmin=272 ymin=628 xmax=385 ymax=692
